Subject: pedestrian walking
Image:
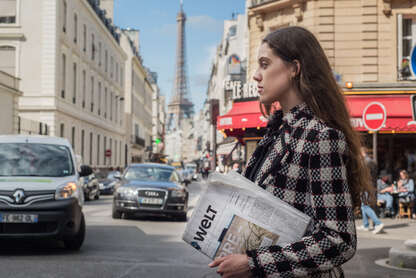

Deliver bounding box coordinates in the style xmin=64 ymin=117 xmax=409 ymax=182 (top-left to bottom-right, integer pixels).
xmin=209 ymin=26 xmax=373 ymax=278
xmin=357 ymin=192 xmax=384 ymax=234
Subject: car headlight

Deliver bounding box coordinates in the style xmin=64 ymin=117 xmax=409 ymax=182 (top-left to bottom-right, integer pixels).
xmin=116 ymin=187 xmax=136 ymax=198
xmin=55 ymin=182 xmax=81 ymax=200
xmin=170 ymin=188 xmax=186 ymax=198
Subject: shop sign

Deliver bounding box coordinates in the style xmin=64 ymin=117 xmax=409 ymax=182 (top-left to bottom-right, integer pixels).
xmin=224 ymin=80 xmax=258 ymax=100
xmin=362 ymin=102 xmax=387 ymax=131
xmin=228 ymin=54 xmax=241 ymax=75
xmin=350 ymin=118 xmax=364 ymax=129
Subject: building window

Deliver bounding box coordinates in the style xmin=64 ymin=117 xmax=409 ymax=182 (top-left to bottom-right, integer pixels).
xmin=83 ymin=24 xmax=87 ymax=52
xmin=115 ymin=140 xmax=117 ymax=166
xmin=97 ymin=134 xmax=100 ymax=165
xmin=73 ymin=63 xmax=77 ymax=104
xmin=91 ymin=34 xmax=95 ymax=60
xmin=105 ymin=50 xmax=108 ymax=72
xmin=110 ymin=92 xmax=113 ymax=121
xmin=115 ymin=96 xmax=118 ymax=123
xmin=0 ymin=0 xmax=16 ymax=24
xmin=60 ymin=123 xmax=65 ymax=137
xmin=109 ymin=138 xmax=112 ymax=165
xmin=61 ymin=53 xmax=66 ymax=98
xmin=89 ymin=132 xmax=93 ymax=165
xmin=82 ymin=70 xmax=86 ymax=108
xmin=110 ymin=56 xmax=114 ymax=78
xmin=398 ymin=14 xmax=416 ymax=80
xmin=91 ymin=76 xmax=94 ymax=112
xmin=81 ymin=129 xmax=85 ymax=159
xmin=120 ymin=67 xmax=124 ymax=87
xmin=71 ymin=126 xmax=76 ymax=152
xmin=115 ymin=63 xmax=119 ymax=83
xmin=0 ymin=45 xmax=16 ymax=76
xmin=98 ymin=82 xmax=101 ymax=115
xmin=73 ymin=13 xmax=78 ymax=43
xmin=63 ymin=0 xmax=67 ymax=32
xmin=104 ymin=87 xmax=108 ymax=119
xmin=98 ymin=42 xmax=102 ymax=66
xmin=104 ymin=136 xmax=107 ymax=165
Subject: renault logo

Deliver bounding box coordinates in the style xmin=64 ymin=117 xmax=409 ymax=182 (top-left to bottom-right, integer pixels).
xmin=13 ymin=189 xmax=25 ymax=204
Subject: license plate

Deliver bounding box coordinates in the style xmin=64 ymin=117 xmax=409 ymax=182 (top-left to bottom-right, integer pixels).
xmin=139 ymin=198 xmax=163 ymax=205
xmin=0 ymin=213 xmax=38 ymax=223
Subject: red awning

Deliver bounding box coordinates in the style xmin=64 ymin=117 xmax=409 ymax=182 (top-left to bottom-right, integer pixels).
xmin=346 ymin=95 xmax=416 ymax=132
xmin=217 ymin=101 xmax=281 ymax=132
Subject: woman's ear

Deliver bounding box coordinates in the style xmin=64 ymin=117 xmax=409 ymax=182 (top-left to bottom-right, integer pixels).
xmin=292 ymin=59 xmax=301 ymax=77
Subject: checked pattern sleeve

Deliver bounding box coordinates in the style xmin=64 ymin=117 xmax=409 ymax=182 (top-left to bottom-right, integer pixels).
xmin=246 ymin=128 xmax=356 ymax=278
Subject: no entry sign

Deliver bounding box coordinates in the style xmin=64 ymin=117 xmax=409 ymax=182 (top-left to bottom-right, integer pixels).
xmin=362 ymin=102 xmax=387 ymax=131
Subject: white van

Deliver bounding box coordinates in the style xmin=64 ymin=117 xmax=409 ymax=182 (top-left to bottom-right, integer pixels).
xmin=0 ymin=135 xmax=91 ymax=250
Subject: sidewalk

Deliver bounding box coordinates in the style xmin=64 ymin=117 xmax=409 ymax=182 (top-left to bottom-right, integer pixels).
xmin=342 ymin=218 xmax=416 ymax=277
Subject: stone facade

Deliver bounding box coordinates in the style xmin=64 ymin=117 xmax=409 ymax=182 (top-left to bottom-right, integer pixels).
xmin=120 ymin=29 xmax=154 ymax=163
xmin=0 ymin=0 xmax=127 ymax=168
xmin=247 ymin=0 xmax=416 ymax=86
xmin=0 ymin=70 xmax=21 ymax=134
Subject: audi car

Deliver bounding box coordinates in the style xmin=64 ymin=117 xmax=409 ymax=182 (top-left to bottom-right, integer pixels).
xmin=0 ymin=135 xmax=90 ymax=250
xmin=112 ymin=163 xmax=189 ymax=221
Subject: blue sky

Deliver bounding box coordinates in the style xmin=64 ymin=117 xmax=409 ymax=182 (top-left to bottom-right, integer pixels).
xmin=114 ymin=0 xmax=245 ymax=113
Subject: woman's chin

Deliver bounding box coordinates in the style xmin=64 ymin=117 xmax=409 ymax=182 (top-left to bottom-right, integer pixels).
xmin=259 ymin=95 xmax=273 ymax=105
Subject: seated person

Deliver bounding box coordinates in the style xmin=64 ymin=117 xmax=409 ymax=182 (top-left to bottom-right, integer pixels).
xmin=377 ymin=170 xmax=394 ymax=215
xmin=397 ymin=169 xmax=415 ymax=203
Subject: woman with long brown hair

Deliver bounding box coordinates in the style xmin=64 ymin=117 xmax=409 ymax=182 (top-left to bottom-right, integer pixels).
xmin=209 ymin=26 xmax=373 ymax=277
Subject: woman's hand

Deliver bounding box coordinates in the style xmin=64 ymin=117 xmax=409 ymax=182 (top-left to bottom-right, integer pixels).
xmin=208 ymin=254 xmax=251 ymax=278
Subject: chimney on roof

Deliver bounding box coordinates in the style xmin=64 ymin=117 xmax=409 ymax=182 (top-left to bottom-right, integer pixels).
xmin=100 ymin=0 xmax=114 ymax=21
xmin=125 ymin=28 xmax=140 ymax=51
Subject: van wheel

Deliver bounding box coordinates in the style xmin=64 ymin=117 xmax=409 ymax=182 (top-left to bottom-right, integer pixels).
xmin=64 ymin=214 xmax=85 ymax=251
xmin=94 ymin=190 xmax=100 ymax=200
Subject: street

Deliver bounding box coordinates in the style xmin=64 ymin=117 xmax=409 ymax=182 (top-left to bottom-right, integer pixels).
xmin=0 ymin=181 xmax=217 ymax=278
xmin=1 ymin=180 xmax=416 ymax=278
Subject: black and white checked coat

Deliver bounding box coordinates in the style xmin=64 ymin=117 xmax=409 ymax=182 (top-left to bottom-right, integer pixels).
xmin=243 ymin=103 xmax=356 ymax=278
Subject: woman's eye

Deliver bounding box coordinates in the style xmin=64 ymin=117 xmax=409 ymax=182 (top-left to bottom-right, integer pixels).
xmin=261 ymin=62 xmax=268 ymax=69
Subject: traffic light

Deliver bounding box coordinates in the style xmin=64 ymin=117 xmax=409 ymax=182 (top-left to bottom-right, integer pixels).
xmin=154 ymin=138 xmax=161 ymax=144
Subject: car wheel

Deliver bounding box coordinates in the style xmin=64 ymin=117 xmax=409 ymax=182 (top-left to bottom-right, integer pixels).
xmin=112 ymin=207 xmax=122 ymax=219
xmin=94 ymin=189 xmax=100 ymax=200
xmin=63 ymin=214 xmax=86 ymax=251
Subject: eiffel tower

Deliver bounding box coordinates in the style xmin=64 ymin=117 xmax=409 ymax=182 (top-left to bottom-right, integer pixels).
xmin=167 ymin=0 xmax=194 ymax=131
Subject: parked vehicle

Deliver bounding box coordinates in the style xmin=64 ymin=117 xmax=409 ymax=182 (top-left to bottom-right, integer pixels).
xmin=0 ymin=135 xmax=90 ymax=250
xmin=97 ymin=171 xmax=121 ymax=195
xmin=112 ymin=163 xmax=189 ymax=221
xmin=80 ymin=172 xmax=100 ymax=201
xmin=184 ymin=163 xmax=198 ymax=181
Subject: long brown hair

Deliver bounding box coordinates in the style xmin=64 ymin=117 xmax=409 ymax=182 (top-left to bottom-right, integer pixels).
xmin=261 ymin=26 xmax=373 ymax=210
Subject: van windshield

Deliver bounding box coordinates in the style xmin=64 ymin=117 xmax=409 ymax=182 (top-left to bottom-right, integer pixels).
xmin=0 ymin=143 xmax=74 ymax=177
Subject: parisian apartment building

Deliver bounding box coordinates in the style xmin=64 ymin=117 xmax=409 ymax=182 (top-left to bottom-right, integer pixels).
xmin=0 ymin=0 xmax=162 ymax=168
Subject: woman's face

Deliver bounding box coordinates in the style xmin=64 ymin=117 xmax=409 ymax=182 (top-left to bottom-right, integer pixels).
xmin=400 ymin=171 xmax=407 ymax=180
xmin=253 ymin=43 xmax=294 ymax=105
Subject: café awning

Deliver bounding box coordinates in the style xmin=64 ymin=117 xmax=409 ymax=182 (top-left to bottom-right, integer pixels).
xmin=346 ymin=95 xmax=416 ymax=132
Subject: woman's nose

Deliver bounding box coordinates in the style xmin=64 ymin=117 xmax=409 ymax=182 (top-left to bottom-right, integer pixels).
xmin=253 ymin=70 xmax=262 ymax=82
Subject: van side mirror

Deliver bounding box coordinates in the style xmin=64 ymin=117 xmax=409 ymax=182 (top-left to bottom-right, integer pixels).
xmin=79 ymin=165 xmax=93 ymax=177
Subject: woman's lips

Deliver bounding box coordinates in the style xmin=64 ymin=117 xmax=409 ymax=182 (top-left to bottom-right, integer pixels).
xmin=257 ymin=87 xmax=264 ymax=94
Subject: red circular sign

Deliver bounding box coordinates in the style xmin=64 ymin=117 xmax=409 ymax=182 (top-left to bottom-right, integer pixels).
xmin=105 ymin=149 xmax=112 ymax=157
xmin=362 ymin=102 xmax=387 ymax=131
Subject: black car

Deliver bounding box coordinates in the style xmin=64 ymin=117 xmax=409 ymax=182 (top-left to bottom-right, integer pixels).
xmin=97 ymin=171 xmax=120 ymax=195
xmin=112 ymin=163 xmax=189 ymax=221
